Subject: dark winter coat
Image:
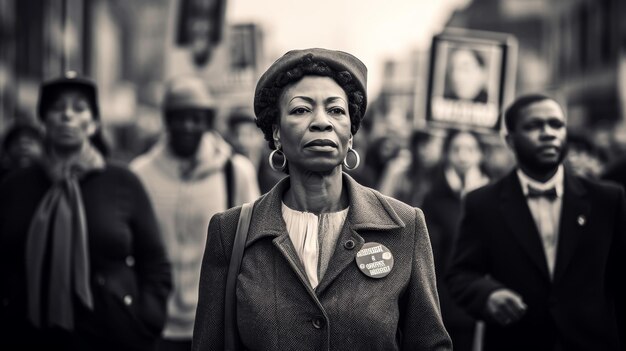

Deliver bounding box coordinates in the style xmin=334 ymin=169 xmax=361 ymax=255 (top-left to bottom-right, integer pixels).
xmin=0 ymin=163 xmax=172 ymax=351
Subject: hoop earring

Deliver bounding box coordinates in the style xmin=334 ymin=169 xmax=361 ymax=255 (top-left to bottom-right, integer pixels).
xmin=343 ymin=147 xmax=360 ymax=170
xmin=269 ymin=148 xmax=287 ymax=172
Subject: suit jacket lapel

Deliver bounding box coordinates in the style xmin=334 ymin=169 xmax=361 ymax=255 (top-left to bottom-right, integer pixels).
xmin=499 ymin=172 xmax=551 ymax=281
xmin=553 ymin=172 xmax=589 ymax=284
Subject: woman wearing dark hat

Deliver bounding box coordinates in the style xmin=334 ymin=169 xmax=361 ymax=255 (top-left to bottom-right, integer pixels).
xmin=0 ymin=72 xmax=172 ymax=350
xmin=192 ymin=49 xmax=451 ymax=350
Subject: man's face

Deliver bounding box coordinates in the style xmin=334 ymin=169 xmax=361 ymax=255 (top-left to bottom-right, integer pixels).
xmin=165 ymin=108 xmax=210 ymax=158
xmin=507 ymin=99 xmax=567 ymax=174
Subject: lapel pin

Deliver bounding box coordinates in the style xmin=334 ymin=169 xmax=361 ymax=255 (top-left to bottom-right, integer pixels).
xmin=577 ymin=215 xmax=586 ymax=226
xmin=355 ymin=242 xmax=394 ymax=278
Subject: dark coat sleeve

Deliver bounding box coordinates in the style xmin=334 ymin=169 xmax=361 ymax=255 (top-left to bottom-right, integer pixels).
xmin=400 ymin=208 xmax=452 ymax=350
xmin=608 ymin=187 xmax=626 ymax=350
xmin=126 ymin=171 xmax=173 ymax=335
xmin=192 ymin=210 xmax=231 ymax=351
xmin=446 ymin=191 xmax=505 ymax=319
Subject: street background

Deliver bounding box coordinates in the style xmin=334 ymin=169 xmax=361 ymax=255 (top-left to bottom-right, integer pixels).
xmin=1 ymin=0 xmax=625 ymax=178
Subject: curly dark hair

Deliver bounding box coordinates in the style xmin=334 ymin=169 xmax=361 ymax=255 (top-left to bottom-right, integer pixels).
xmin=254 ymin=54 xmax=365 ymax=150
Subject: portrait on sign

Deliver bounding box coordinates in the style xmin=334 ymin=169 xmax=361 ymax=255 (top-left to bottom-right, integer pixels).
xmin=426 ymin=30 xmax=516 ymax=132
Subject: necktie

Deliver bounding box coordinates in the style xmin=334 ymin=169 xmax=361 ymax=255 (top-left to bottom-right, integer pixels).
xmin=527 ymin=186 xmax=557 ymax=200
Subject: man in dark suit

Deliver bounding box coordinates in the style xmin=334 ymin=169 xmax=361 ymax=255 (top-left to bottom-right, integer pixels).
xmin=447 ymin=94 xmax=626 ymax=351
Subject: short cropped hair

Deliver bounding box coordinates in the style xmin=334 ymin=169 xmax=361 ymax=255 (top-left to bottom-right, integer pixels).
xmin=504 ymin=94 xmax=561 ymax=132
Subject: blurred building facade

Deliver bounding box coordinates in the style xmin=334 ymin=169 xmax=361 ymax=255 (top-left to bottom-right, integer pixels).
xmin=368 ymin=51 xmax=427 ymax=138
xmin=545 ymin=0 xmax=626 ymax=148
xmin=445 ymin=0 xmax=626 ymax=134
xmin=0 ymin=0 xmax=171 ymax=149
xmin=0 ymin=0 xmax=93 ymax=130
xmin=0 ymin=0 xmax=269 ymax=160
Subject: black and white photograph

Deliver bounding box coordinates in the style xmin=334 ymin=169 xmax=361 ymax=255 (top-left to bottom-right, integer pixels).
xmin=427 ymin=29 xmax=516 ymax=132
xmin=1 ymin=0 xmax=625 ymax=351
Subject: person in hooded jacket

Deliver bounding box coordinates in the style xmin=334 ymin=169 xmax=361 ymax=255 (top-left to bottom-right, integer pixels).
xmin=130 ymin=75 xmax=260 ymax=351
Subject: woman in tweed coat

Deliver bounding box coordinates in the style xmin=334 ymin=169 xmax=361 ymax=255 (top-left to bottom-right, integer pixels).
xmin=192 ymin=48 xmax=451 ymax=351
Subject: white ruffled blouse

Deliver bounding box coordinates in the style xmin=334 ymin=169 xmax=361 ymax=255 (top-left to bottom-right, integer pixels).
xmin=281 ymin=202 xmax=349 ymax=289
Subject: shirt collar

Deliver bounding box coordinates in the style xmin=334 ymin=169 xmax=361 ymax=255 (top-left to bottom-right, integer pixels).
xmin=516 ymin=165 xmax=564 ymax=198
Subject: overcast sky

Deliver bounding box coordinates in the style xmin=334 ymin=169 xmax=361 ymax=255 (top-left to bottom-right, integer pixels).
xmin=227 ymin=0 xmax=471 ymax=95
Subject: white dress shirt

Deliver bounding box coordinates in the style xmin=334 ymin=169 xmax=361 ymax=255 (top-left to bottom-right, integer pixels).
xmin=516 ymin=166 xmax=564 ymax=278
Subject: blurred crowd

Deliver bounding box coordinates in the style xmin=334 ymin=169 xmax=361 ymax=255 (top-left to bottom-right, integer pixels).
xmin=4 ymin=99 xmax=626 ymax=193
xmin=1 ymin=69 xmax=626 ymax=351
xmin=345 ymin=117 xmax=626 ymax=201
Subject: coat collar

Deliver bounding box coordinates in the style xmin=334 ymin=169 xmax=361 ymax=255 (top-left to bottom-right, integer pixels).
xmin=246 ymin=172 xmax=405 ymax=247
xmin=245 ymin=172 xmax=405 ymax=296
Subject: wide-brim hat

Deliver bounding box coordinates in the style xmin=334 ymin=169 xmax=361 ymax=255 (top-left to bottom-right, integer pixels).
xmin=37 ymin=71 xmax=100 ymax=120
xmin=253 ymin=48 xmax=368 ymax=118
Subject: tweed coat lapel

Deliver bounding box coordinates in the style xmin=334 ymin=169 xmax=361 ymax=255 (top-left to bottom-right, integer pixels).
xmin=499 ymin=171 xmax=551 ymax=281
xmin=315 ymin=174 xmax=405 ymax=295
xmin=552 ymin=172 xmax=589 ymax=285
xmin=244 ymin=173 xmax=405 ymax=297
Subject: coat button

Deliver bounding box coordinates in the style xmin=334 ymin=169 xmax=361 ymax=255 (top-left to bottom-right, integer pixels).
xmin=344 ymin=239 xmax=355 ymax=250
xmin=95 ymin=274 xmax=106 ymax=286
xmin=312 ymin=316 xmax=325 ymax=329
xmin=125 ymin=255 xmax=135 ymax=267
xmin=123 ymin=295 xmax=133 ymax=306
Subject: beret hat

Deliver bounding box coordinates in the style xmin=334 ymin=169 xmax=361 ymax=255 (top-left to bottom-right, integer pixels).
xmin=37 ymin=71 xmax=100 ymax=120
xmin=254 ymin=48 xmax=368 ymax=118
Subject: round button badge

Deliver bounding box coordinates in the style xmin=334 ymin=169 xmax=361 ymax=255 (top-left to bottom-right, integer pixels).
xmin=355 ymin=242 xmax=394 ymax=278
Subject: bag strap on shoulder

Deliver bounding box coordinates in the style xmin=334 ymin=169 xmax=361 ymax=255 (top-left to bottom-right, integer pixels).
xmin=224 ymin=157 xmax=235 ymax=209
xmin=224 ymin=202 xmax=253 ymax=351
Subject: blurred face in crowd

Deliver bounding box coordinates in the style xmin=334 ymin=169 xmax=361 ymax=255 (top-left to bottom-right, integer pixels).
xmin=506 ymin=99 xmax=567 ymax=175
xmin=448 ymin=49 xmax=487 ymax=101
xmin=7 ymin=132 xmax=44 ymax=167
xmin=165 ymin=108 xmax=210 ymax=158
xmin=274 ymin=76 xmax=352 ymax=173
xmin=447 ymin=131 xmax=483 ymax=176
xmin=231 ymin=122 xmax=265 ymax=159
xmin=45 ymin=89 xmax=97 ymax=152
xmin=417 ymin=135 xmax=444 ymax=170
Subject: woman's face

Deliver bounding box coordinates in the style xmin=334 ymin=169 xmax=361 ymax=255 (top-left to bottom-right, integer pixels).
xmin=447 ymin=132 xmax=482 ymax=175
xmin=449 ymin=49 xmax=487 ymax=101
xmin=274 ymin=76 xmax=352 ymax=173
xmin=45 ymin=89 xmax=97 ymax=150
